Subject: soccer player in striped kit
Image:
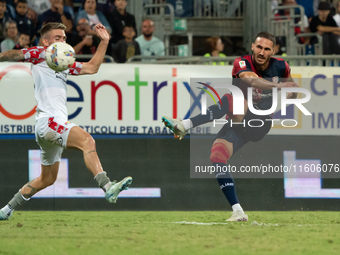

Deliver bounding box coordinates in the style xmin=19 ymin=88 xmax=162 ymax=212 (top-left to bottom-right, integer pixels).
xmin=162 ymin=31 xmax=298 ymax=221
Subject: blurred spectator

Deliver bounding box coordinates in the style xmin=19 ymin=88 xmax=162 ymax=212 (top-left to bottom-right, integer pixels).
xmin=275 ymin=0 xmax=311 ymax=44
xmin=38 ymin=0 xmax=73 ymax=34
xmin=68 ymin=17 xmax=112 ymax=55
xmin=112 ymin=25 xmax=140 ymax=63
xmin=5 ymin=0 xmax=15 ymax=19
xmin=314 ymin=0 xmax=337 ymax=16
xmin=12 ymin=31 xmax=29 ymax=48
xmin=27 ymin=0 xmax=51 ymax=23
xmin=296 ymin=0 xmax=315 ymax=18
xmin=274 ymin=36 xmax=286 ymax=55
xmin=108 ymin=0 xmax=136 ymax=45
xmin=272 ymin=0 xmax=279 ymax=14
xmin=96 ymin=0 xmax=114 ymax=20
xmin=14 ymin=0 xmax=35 ymax=41
xmin=0 ymin=0 xmax=12 ymax=43
xmin=63 ymin=0 xmax=75 ymax=20
xmin=1 ymin=20 xmax=17 ymax=52
xmin=135 ymin=19 xmax=164 ymax=57
xmin=76 ymin=0 xmax=111 ymax=35
xmin=203 ymin=36 xmax=227 ymax=65
xmin=310 ymin=2 xmax=340 ymax=54
xmin=333 ymin=0 xmax=340 ymax=26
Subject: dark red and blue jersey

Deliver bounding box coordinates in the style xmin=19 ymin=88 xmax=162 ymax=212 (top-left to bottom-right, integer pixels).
xmin=232 ymin=55 xmax=290 ymax=111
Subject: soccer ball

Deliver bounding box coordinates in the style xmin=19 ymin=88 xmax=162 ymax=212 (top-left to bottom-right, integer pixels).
xmin=45 ymin=42 xmax=76 ymax=72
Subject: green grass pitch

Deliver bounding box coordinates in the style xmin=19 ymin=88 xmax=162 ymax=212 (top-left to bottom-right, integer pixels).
xmin=0 ymin=211 xmax=339 ymax=255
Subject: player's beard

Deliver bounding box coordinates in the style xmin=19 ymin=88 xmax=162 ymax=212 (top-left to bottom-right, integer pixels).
xmin=253 ymin=52 xmax=269 ymax=67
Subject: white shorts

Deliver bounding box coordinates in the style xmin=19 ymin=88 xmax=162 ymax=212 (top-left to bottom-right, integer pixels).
xmin=35 ymin=117 xmax=77 ymax=166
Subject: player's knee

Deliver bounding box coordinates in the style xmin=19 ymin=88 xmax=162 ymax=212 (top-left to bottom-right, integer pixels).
xmin=210 ymin=142 xmax=230 ymax=164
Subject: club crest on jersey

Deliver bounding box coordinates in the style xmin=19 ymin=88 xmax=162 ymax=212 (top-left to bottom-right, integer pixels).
xmin=239 ymin=61 xmax=246 ymax=68
xmin=272 ymin=76 xmax=279 ymax=83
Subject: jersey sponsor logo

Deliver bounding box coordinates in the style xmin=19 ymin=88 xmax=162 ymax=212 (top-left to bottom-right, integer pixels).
xmin=56 ymin=71 xmax=67 ymax=83
xmin=239 ymin=61 xmax=246 ymax=68
xmin=272 ymin=76 xmax=279 ymax=83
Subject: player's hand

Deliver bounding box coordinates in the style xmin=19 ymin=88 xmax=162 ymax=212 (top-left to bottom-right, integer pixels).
xmin=95 ymin=24 xmax=110 ymax=42
xmin=287 ymin=92 xmax=298 ymax=99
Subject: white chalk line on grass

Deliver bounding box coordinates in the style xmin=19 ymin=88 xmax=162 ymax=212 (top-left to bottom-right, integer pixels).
xmin=151 ymin=221 xmax=324 ymax=227
xmin=152 ymin=221 xmax=229 ymax=225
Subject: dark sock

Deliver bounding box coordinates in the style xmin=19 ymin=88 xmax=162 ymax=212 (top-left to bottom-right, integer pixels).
xmin=214 ymin=162 xmax=239 ymax=206
xmin=190 ymin=95 xmax=230 ymax=128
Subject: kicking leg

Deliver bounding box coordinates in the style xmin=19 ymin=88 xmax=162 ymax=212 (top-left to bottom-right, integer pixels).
xmin=210 ymin=138 xmax=248 ymax=222
xmin=66 ymin=126 xmax=132 ymax=203
xmin=0 ymin=163 xmax=59 ymax=220
xmin=189 ymin=94 xmax=231 ymax=128
xmin=162 ymin=94 xmax=232 ymax=139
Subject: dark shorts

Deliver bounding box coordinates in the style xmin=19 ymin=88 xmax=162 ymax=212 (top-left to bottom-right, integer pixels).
xmin=214 ymin=110 xmax=272 ymax=154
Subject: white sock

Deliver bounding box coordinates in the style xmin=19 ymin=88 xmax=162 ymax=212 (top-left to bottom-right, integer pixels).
xmin=182 ymin=119 xmax=193 ymax=130
xmin=232 ymin=203 xmax=243 ymax=212
xmin=1 ymin=205 xmax=14 ymax=215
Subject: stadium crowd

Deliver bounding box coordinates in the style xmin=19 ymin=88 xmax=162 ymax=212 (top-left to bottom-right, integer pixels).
xmin=272 ymin=0 xmax=340 ymax=54
xmin=0 ymin=0 xmax=340 ymax=61
xmin=0 ymin=0 xmax=165 ymax=62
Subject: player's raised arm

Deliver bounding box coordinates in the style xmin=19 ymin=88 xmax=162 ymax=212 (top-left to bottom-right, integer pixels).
xmin=0 ymin=50 xmax=25 ymax=62
xmin=79 ymin=24 xmax=110 ymax=75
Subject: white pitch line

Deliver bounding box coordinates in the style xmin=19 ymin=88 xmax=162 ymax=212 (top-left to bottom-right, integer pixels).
xmin=152 ymin=221 xmax=229 ymax=225
xmin=151 ymin=221 xmax=325 ymax=227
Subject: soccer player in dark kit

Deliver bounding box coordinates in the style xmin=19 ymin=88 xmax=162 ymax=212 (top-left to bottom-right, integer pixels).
xmin=162 ymin=31 xmax=299 ymax=221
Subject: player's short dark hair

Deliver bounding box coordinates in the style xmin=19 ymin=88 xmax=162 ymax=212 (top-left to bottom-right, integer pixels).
xmin=205 ymin=36 xmax=221 ymax=54
xmin=82 ymin=0 xmax=98 ymax=8
xmin=254 ymin=31 xmax=276 ymax=47
xmin=0 ymin=0 xmax=6 ymax=4
xmin=16 ymin=0 xmax=28 ymax=5
xmin=40 ymin=22 xmax=66 ymax=39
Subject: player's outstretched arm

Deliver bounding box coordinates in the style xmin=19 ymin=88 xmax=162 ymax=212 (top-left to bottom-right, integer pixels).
xmin=80 ymin=24 xmax=109 ymax=75
xmin=0 ymin=50 xmax=25 ymax=62
xmin=238 ymin=71 xmax=298 ymax=90
xmin=239 ymin=71 xmax=280 ymax=89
